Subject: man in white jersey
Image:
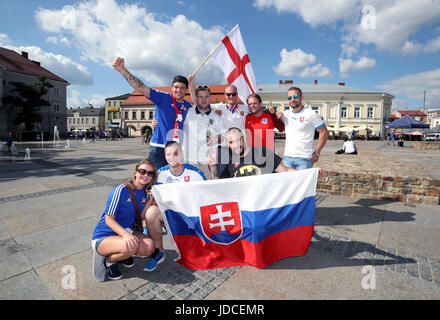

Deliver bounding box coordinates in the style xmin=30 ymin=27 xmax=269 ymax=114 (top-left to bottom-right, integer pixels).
xmin=277 ymin=86 xmax=329 ymax=170
xmin=182 ymin=83 xmax=223 ymax=179
xmin=143 ymin=141 xmax=206 ymax=271
xmin=188 ymin=74 xmax=248 ymax=144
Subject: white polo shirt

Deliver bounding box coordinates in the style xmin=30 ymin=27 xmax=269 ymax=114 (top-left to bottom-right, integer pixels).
xmin=281 ymin=106 xmax=325 ymax=159
xmin=211 ymin=103 xmax=248 ymax=145
xmin=182 ymin=106 xmax=223 ymax=164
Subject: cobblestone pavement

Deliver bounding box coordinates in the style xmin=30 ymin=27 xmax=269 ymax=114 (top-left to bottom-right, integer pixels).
xmin=1 ymin=139 xmax=439 ymax=300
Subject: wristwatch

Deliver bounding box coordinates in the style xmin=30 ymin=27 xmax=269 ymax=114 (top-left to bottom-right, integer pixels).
xmin=313 ymin=151 xmax=320 ymax=157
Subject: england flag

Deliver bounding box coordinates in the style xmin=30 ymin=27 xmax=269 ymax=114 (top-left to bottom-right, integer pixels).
xmin=211 ymin=24 xmax=259 ymax=105
xmin=151 ymin=168 xmax=319 ymax=270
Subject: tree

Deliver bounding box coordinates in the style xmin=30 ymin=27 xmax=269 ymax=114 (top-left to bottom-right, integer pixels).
xmin=2 ymin=76 xmax=53 ymax=131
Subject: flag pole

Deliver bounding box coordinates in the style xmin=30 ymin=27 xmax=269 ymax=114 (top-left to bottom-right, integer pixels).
xmin=190 ymin=25 xmax=239 ymax=77
xmin=190 ymin=51 xmax=213 ymax=77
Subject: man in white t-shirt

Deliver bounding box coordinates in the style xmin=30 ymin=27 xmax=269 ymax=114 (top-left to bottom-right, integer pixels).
xmin=182 ymin=84 xmax=223 ymax=179
xmin=342 ymin=138 xmax=358 ymax=154
xmin=277 ymin=87 xmax=329 ymax=170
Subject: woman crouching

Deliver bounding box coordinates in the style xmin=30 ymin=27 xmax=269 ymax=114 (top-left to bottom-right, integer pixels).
xmin=91 ymin=159 xmax=156 ymax=281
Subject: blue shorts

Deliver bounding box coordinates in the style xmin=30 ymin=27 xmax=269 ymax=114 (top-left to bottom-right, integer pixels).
xmin=148 ymin=145 xmax=167 ymax=169
xmin=283 ymin=156 xmax=313 ymax=170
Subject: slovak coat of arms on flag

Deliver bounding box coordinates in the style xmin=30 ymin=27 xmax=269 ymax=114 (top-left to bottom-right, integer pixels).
xmin=200 ymin=202 xmax=242 ymax=245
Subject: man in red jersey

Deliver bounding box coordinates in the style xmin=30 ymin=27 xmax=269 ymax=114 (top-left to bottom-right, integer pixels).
xmin=245 ymin=93 xmax=284 ymax=151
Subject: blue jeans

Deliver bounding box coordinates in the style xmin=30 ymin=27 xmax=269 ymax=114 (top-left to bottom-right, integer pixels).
xmin=148 ymin=145 xmax=167 ymax=170
xmin=283 ymin=156 xmax=313 ymax=170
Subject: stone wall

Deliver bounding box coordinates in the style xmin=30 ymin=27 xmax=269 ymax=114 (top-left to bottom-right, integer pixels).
xmin=414 ymin=141 xmax=440 ymax=150
xmin=317 ymin=171 xmax=440 ymax=206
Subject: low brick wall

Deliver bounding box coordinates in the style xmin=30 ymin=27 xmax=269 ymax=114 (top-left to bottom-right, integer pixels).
xmin=414 ymin=141 xmax=440 ymax=150
xmin=317 ymin=171 xmax=440 ymax=206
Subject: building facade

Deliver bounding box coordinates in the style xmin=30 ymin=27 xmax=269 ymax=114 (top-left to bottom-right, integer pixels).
xmin=120 ymin=85 xmax=229 ymax=137
xmin=104 ymin=93 xmax=130 ymax=133
xmin=0 ymin=47 xmax=69 ymax=139
xmin=258 ymin=81 xmax=394 ymax=138
xmin=67 ymin=105 xmax=105 ymax=132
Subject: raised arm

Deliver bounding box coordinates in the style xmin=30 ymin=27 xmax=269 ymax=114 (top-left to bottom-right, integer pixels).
xmin=112 ymin=57 xmax=151 ymax=98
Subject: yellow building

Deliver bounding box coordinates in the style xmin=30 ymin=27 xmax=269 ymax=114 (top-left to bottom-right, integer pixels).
xmin=104 ymin=93 xmax=130 ymax=132
xmin=259 ymin=81 xmax=394 ymax=138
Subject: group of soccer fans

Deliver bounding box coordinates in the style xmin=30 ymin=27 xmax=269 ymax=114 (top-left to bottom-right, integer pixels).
xmin=91 ymin=57 xmax=329 ymax=281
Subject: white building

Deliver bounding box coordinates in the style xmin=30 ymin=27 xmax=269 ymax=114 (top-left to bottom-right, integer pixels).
xmin=258 ymin=81 xmax=394 ymax=138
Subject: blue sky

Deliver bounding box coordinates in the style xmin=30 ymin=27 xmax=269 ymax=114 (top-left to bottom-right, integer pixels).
xmin=1 ymin=0 xmax=439 ymax=110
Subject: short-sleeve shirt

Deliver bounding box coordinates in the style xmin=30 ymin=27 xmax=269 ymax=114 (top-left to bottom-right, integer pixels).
xmin=157 ymin=163 xmax=206 ymax=184
xmin=148 ymin=89 xmax=193 ymax=147
xmin=218 ymin=146 xmax=282 ymax=178
xmin=92 ymin=184 xmax=148 ymax=239
xmin=281 ymin=106 xmax=325 ymax=159
xmin=245 ymin=112 xmax=275 ymax=150
xmin=182 ymin=106 xmax=223 ymax=164
xmin=211 ymin=103 xmax=248 ymax=144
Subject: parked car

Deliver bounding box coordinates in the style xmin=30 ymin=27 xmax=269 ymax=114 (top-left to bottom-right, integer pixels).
xmin=425 ymin=133 xmax=440 ymax=141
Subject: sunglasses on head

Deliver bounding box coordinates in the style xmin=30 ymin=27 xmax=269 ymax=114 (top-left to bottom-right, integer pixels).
xmin=137 ymin=169 xmax=155 ymax=177
xmin=287 ymin=95 xmax=299 ymax=100
xmin=198 ymin=85 xmax=209 ymax=89
xmin=225 ymin=92 xmax=237 ymax=97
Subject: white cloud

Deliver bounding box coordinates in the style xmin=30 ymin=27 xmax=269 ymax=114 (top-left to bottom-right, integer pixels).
xmin=377 ymin=68 xmax=440 ymax=108
xmin=274 ymin=48 xmax=331 ymax=78
xmin=424 ymin=36 xmax=440 ymax=53
xmin=67 ymin=87 xmax=106 ymax=108
xmin=254 ymin=0 xmax=360 ymax=28
xmin=254 ymin=0 xmax=440 ymax=58
xmin=35 ymin=0 xmax=226 ymax=86
xmin=401 ymin=40 xmax=423 ymax=56
xmin=346 ymin=0 xmax=440 ymax=54
xmin=339 ymin=56 xmax=376 ymax=77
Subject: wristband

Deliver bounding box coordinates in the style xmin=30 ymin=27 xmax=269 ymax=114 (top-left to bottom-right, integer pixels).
xmin=313 ymin=151 xmax=320 ymax=157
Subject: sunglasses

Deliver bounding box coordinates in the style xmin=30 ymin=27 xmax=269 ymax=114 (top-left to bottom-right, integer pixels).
xmin=225 ymin=92 xmax=237 ymax=97
xmin=287 ymin=95 xmax=299 ymax=100
xmin=137 ymin=169 xmax=155 ymax=177
xmin=198 ymin=85 xmax=209 ymax=89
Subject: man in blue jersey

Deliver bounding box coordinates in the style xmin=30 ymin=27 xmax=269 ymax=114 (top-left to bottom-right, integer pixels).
xmin=112 ymin=57 xmax=193 ymax=169
xmin=143 ymin=141 xmax=206 ymax=271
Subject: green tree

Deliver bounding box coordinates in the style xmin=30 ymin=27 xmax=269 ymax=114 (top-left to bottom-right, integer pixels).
xmin=2 ymin=76 xmax=53 ymax=131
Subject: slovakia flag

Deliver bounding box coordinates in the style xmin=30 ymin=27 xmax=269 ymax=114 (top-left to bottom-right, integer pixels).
xmin=151 ymin=168 xmax=318 ymax=270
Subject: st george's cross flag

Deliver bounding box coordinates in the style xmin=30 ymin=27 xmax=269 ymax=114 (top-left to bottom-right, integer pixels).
xmin=151 ymin=168 xmax=318 ymax=270
xmin=211 ymin=24 xmax=259 ymax=105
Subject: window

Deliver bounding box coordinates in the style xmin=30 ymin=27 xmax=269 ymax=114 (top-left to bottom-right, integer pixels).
xmin=341 ymin=106 xmax=347 ymax=118
xmin=93 ymin=118 xmax=96 ymax=124
xmin=132 ymin=111 xmax=137 ymax=119
xmin=311 ymin=105 xmax=320 ymax=116
xmin=81 ymin=118 xmax=84 ymax=124
xmin=367 ymin=106 xmax=374 ymax=119
xmin=85 ymin=118 xmax=88 ymax=124
xmin=54 ymin=88 xmax=60 ymax=96
xmin=354 ymin=106 xmax=361 ymax=118
xmin=125 ymin=111 xmax=128 ymax=119
xmin=72 ymin=118 xmax=75 ymax=124
xmin=68 ymin=118 xmax=71 ymax=124
xmin=149 ymin=111 xmax=154 ymax=120
xmin=141 ymin=111 xmax=145 ymax=120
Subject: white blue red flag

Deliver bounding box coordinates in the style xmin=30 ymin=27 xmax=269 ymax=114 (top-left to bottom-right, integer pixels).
xmin=151 ymin=168 xmax=318 ymax=270
xmin=211 ymin=24 xmax=259 ymax=105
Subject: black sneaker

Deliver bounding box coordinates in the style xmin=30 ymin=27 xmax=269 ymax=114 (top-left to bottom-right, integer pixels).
xmin=122 ymin=257 xmax=135 ymax=268
xmin=105 ymin=262 xmax=123 ymax=280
